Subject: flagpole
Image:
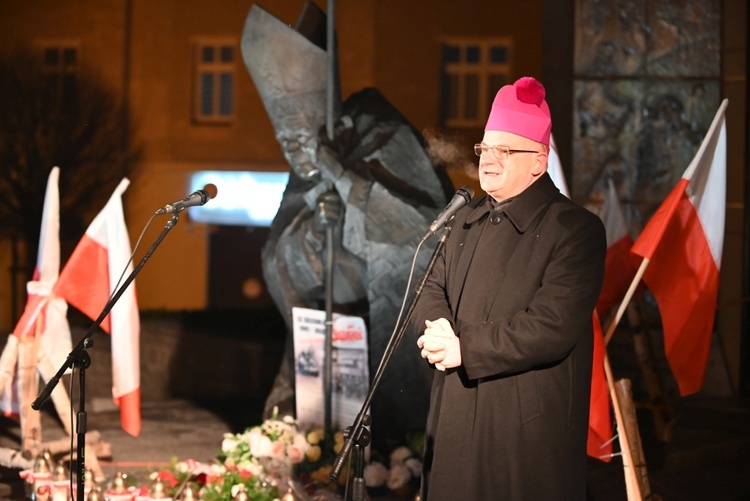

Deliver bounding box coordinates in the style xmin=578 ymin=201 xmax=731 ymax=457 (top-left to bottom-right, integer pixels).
xmin=604 ymin=257 xmax=650 ymax=346
xmin=603 ymin=349 xmax=644 ymax=500
xmin=680 ymin=99 xmax=728 ymax=181
xmin=597 ymin=309 xmax=645 ymax=498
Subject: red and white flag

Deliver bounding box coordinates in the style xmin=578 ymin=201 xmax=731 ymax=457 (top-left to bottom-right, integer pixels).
xmin=548 ymin=134 xmax=570 ymax=198
xmin=3 ymin=167 xmax=72 ymax=415
xmin=630 ymin=99 xmax=727 ymax=396
xmin=547 ymin=136 xmax=612 ymax=460
xmin=596 ymin=179 xmax=638 ymax=319
xmin=54 ymin=178 xmax=141 ymax=435
xmin=588 ymin=313 xmax=612 ymax=461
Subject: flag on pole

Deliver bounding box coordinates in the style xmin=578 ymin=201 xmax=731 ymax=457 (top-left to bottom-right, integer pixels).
xmin=596 ymin=179 xmax=639 ymax=319
xmin=588 ymin=313 xmax=612 ymax=461
xmin=630 ymin=99 xmax=727 ymax=396
xmin=547 ymin=136 xmax=612 ymax=460
xmin=547 ymin=134 xmax=570 ymax=198
xmin=54 ymin=178 xmax=141 ymax=436
xmin=3 ymin=167 xmax=72 ymax=415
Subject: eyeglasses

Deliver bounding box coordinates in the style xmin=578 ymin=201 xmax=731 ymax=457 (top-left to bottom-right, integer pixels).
xmin=474 ymin=143 xmax=540 ymax=160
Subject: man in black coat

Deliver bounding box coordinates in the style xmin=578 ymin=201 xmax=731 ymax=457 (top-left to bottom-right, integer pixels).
xmin=412 ymin=77 xmax=607 ymax=500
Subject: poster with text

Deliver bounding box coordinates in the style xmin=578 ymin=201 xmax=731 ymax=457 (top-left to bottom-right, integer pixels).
xmin=292 ymin=307 xmax=369 ymax=432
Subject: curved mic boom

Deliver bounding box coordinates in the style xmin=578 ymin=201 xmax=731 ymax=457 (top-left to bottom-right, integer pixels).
xmin=155 ymin=184 xmax=218 ymax=215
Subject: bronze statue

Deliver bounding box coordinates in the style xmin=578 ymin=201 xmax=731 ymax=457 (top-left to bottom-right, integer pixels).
xmin=241 ymin=3 xmax=454 ymax=448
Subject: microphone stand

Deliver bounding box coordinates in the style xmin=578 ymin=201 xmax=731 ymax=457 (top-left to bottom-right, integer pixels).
xmin=329 ymin=225 xmax=451 ymax=498
xmin=323 ymin=217 xmax=334 ymax=438
xmin=32 ymin=213 xmax=182 ymax=501
xmin=316 ymin=188 xmax=341 ymax=439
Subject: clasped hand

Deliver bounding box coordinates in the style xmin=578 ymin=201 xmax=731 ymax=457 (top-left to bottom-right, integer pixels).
xmin=417 ymin=318 xmax=462 ymax=371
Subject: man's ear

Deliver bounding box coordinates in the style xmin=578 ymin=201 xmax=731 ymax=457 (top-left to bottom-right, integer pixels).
xmin=531 ymin=152 xmax=548 ymax=177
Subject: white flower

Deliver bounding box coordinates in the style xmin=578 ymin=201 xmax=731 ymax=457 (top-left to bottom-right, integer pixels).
xmin=231 ymin=484 xmax=248 ymax=498
xmin=363 ymin=462 xmax=388 ymax=488
xmin=386 ymin=463 xmax=412 ymax=490
xmin=250 ymin=435 xmax=274 ymax=457
xmin=292 ymin=433 xmax=310 ymax=453
xmin=246 ymin=427 xmax=263 ymax=439
xmin=221 ymin=435 xmax=240 ymax=453
xmin=405 ymin=457 xmax=422 ymax=478
xmin=389 ymin=446 xmax=413 ymax=465
xmin=205 ymin=462 xmax=225 ymax=476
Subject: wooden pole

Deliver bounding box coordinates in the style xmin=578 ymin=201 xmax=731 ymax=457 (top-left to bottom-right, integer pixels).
xmin=18 ymin=334 xmax=42 ymax=452
xmin=604 ymin=257 xmax=649 ymax=346
xmin=37 ymin=351 xmax=73 ymax=436
xmin=603 ymin=352 xmax=643 ymax=500
xmin=0 ymin=334 xmax=19 ymax=394
xmin=0 ymin=310 xmax=77 ymax=457
xmin=599 ymin=257 xmax=652 ymax=500
xmin=614 ymin=378 xmax=652 ymax=499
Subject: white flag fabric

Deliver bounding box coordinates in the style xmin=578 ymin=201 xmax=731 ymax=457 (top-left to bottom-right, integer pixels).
xmin=3 ymin=167 xmax=72 ymax=414
xmin=596 ymin=179 xmax=638 ymax=318
xmin=547 ymin=134 xmax=570 ymax=198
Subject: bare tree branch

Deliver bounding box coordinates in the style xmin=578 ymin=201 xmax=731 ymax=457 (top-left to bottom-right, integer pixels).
xmin=0 ymin=49 xmax=141 ymax=280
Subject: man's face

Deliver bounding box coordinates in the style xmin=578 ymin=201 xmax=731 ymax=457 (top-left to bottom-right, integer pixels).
xmin=478 ymin=131 xmax=547 ymax=202
xmin=277 ymin=129 xmax=321 ymax=181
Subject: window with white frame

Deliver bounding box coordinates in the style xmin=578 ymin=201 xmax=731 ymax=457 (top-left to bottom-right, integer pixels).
xmin=440 ymin=39 xmax=513 ymax=128
xmin=193 ymin=39 xmax=236 ymax=123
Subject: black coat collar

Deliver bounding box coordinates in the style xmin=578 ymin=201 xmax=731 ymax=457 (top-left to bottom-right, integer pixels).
xmin=464 ymin=172 xmax=560 ymax=233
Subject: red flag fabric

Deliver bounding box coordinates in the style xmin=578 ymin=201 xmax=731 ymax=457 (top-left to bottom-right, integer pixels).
xmin=596 ymin=179 xmax=638 ymax=319
xmin=3 ymin=167 xmax=72 ymax=416
xmin=54 ymin=178 xmax=141 ymax=436
xmin=588 ymin=312 xmax=612 ymax=461
xmin=548 ymin=135 xmax=612 ymax=460
xmin=630 ymin=99 xmax=727 ymax=396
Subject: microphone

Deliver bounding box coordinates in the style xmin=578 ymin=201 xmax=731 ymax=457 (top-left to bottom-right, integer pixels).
xmin=155 ymin=184 xmax=218 ymax=215
xmin=424 ymin=185 xmax=474 ymax=238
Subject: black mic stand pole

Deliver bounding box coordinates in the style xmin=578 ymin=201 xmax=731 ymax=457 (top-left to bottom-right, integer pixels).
xmin=323 ymin=214 xmax=335 ymax=438
xmin=32 ymin=213 xmax=182 ymax=501
xmin=329 ymin=225 xmax=451 ymax=498
xmin=316 ymin=189 xmax=341 ymax=439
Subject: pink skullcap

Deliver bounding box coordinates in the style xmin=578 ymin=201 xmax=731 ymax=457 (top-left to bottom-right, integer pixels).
xmin=485 ymin=76 xmax=551 ymax=146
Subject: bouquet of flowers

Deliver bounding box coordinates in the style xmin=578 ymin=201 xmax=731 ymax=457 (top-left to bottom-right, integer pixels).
xmin=143 ymin=408 xmax=306 ymax=500
xmin=144 ymin=457 xmax=278 ymax=501
xmin=139 ymin=410 xmax=423 ymax=500
xmin=219 ymin=409 xmax=310 ymax=474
